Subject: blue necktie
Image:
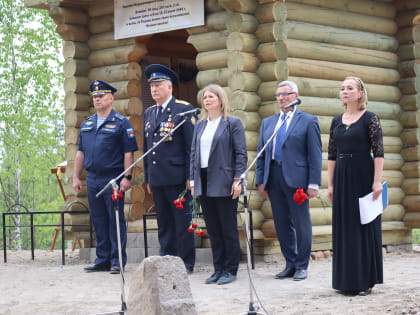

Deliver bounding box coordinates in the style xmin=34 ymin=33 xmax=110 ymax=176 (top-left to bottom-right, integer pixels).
xmin=274 ymin=113 xmax=287 ymax=163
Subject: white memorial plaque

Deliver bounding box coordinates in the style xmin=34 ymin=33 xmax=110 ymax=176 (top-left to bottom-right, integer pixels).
xmin=114 ymin=0 xmax=204 ymax=39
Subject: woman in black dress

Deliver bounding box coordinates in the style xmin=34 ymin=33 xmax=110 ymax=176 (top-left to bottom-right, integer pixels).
xmin=327 ymin=77 xmax=384 ymax=296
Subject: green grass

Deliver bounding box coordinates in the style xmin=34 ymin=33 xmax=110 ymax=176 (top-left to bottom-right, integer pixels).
xmin=413 ymin=229 xmax=420 ymax=244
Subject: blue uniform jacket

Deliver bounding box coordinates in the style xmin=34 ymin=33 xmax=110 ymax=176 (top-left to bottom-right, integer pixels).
xmin=78 ymin=109 xmax=138 ymax=177
xmin=143 ymin=97 xmax=195 ymax=187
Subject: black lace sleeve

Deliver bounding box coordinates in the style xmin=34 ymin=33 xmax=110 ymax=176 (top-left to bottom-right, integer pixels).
xmin=369 ymin=114 xmax=384 ymax=158
xmin=328 ymin=116 xmax=337 ymax=161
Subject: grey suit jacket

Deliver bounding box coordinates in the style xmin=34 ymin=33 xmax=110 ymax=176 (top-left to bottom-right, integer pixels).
xmin=190 ymin=116 xmax=247 ymax=197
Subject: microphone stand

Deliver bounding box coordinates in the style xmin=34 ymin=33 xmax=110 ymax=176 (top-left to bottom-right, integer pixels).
xmin=238 ymin=114 xmax=290 ymax=315
xmin=94 ymin=113 xmax=193 ymax=315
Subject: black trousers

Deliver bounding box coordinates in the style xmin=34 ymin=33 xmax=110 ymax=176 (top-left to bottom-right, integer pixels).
xmin=200 ymin=168 xmax=240 ymax=275
xmin=151 ymin=184 xmax=196 ymax=271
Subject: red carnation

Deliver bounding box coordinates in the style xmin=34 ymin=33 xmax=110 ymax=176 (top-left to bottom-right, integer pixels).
xmin=188 ymin=227 xmax=194 ymax=232
xmin=195 ymin=230 xmax=201 ymax=235
xmin=191 ymin=222 xmax=198 ymax=228
xmin=112 ymin=189 xmax=124 ymax=201
xmin=199 ymin=231 xmax=205 ymax=236
xmin=293 ymin=188 xmax=308 ymax=205
xmin=181 ymin=197 xmax=186 ymax=202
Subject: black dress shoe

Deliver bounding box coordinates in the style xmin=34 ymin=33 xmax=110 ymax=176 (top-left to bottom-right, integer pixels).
xmin=358 ymin=288 xmax=372 ymax=296
xmin=84 ymin=263 xmax=110 ymax=272
xmin=205 ymin=271 xmax=222 ymax=284
xmin=110 ymin=265 xmax=121 ymax=274
xmin=275 ymin=267 xmax=295 ymax=279
xmin=293 ymin=269 xmax=307 ymax=281
xmin=217 ymin=272 xmax=236 ymax=285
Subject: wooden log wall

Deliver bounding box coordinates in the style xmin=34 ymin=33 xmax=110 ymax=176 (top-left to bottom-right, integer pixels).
xmin=49 ymin=0 xmax=153 ymax=240
xmin=255 ymin=0 xmax=412 ymax=251
xmin=395 ymin=1 xmax=420 ymax=229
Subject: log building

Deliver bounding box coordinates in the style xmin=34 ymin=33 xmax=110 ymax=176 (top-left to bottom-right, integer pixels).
xmin=25 ymin=0 xmax=420 ymax=257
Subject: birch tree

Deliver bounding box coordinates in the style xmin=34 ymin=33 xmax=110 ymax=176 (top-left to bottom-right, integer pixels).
xmin=0 ymin=0 xmax=64 ymax=249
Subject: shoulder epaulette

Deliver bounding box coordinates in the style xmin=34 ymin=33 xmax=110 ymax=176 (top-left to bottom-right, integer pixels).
xmin=145 ymin=105 xmax=157 ymax=113
xmin=175 ymin=99 xmax=190 ymax=105
xmin=115 ymin=112 xmax=125 ymax=120
xmin=81 ymin=116 xmax=94 ymax=127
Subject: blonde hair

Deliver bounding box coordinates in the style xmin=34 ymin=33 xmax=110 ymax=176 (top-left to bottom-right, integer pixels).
xmin=199 ymin=84 xmax=230 ymax=121
xmin=341 ymin=76 xmax=368 ymax=110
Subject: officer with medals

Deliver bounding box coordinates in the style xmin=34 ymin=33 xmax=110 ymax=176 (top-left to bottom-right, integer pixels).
xmin=143 ymin=64 xmax=196 ymax=273
xmin=73 ymin=80 xmax=138 ymax=274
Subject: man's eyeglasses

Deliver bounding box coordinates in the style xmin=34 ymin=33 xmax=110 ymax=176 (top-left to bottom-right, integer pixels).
xmin=276 ymin=92 xmax=296 ymax=97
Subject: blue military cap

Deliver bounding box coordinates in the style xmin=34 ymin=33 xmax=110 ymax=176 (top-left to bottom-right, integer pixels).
xmin=89 ymin=80 xmax=117 ymax=96
xmin=144 ymin=64 xmax=179 ymax=84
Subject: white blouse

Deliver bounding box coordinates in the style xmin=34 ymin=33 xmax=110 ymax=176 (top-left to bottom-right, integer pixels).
xmin=200 ymin=116 xmax=222 ymax=168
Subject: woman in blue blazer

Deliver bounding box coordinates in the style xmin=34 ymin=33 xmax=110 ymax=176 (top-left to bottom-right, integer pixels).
xmin=190 ymin=84 xmax=247 ymax=285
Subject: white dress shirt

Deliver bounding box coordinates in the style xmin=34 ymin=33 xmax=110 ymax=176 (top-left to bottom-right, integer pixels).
xmin=200 ymin=116 xmax=222 ymax=168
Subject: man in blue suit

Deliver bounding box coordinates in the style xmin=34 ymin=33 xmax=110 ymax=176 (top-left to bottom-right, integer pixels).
xmin=143 ymin=64 xmax=196 ymax=273
xmin=256 ymin=80 xmax=322 ymax=281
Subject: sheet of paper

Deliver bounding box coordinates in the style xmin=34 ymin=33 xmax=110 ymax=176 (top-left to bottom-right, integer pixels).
xmin=359 ymin=182 xmax=388 ymax=225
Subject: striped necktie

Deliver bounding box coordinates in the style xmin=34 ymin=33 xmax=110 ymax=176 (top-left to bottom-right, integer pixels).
xmin=274 ymin=113 xmax=287 ymax=163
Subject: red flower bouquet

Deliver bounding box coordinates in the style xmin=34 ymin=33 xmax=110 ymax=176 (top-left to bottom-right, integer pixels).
xmin=174 ymin=189 xmax=204 ymax=235
xmin=111 ymin=189 xmax=124 ymax=201
xmin=293 ymin=188 xmax=308 ymax=205
xmin=173 ymin=190 xmax=187 ymax=209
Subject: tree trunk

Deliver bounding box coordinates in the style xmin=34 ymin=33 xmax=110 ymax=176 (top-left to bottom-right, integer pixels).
xmin=88 ymin=14 xmax=114 ymax=34
xmin=63 ymin=41 xmax=89 ymax=59
xmin=285 ymin=2 xmax=397 ymax=35
xmin=287 ymin=21 xmax=398 ymax=51
xmin=285 ymin=0 xmax=395 ymax=19
xmin=226 ymin=12 xmax=258 ymax=33
xmin=285 ymin=39 xmax=398 ymax=69
xmin=14 ymin=165 xmax=22 ymax=250
xmin=187 ymin=31 xmax=229 ymax=53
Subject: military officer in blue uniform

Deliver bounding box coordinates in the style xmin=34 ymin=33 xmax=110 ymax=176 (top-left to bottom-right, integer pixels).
xmin=143 ymin=64 xmax=196 ymax=273
xmin=73 ymin=80 xmax=138 ymax=274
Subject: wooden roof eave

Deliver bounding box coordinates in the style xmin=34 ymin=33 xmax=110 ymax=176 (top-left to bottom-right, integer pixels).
xmin=25 ymin=0 xmax=95 ymax=10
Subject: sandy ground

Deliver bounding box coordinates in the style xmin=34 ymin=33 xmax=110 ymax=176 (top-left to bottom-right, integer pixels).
xmin=0 ymin=247 xmax=419 ymax=315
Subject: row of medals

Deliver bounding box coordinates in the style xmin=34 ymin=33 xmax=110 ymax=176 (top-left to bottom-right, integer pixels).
xmin=160 ymin=119 xmax=174 ymax=141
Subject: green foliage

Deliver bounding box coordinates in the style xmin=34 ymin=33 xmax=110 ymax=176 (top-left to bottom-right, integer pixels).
xmin=413 ymin=229 xmax=420 ymax=245
xmin=0 ymin=1 xmax=65 ymax=250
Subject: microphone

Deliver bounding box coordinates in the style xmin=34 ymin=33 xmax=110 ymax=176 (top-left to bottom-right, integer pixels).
xmin=284 ymin=98 xmax=301 ymax=109
xmin=176 ymin=108 xmax=201 ymax=116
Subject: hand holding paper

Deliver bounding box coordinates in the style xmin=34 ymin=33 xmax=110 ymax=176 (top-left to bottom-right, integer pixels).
xmin=359 ymin=182 xmax=388 ymax=225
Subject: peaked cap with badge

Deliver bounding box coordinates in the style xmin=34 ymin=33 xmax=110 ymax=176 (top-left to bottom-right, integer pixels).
xmin=144 ymin=64 xmax=179 ymax=84
xmin=89 ymin=79 xmax=117 ymax=96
